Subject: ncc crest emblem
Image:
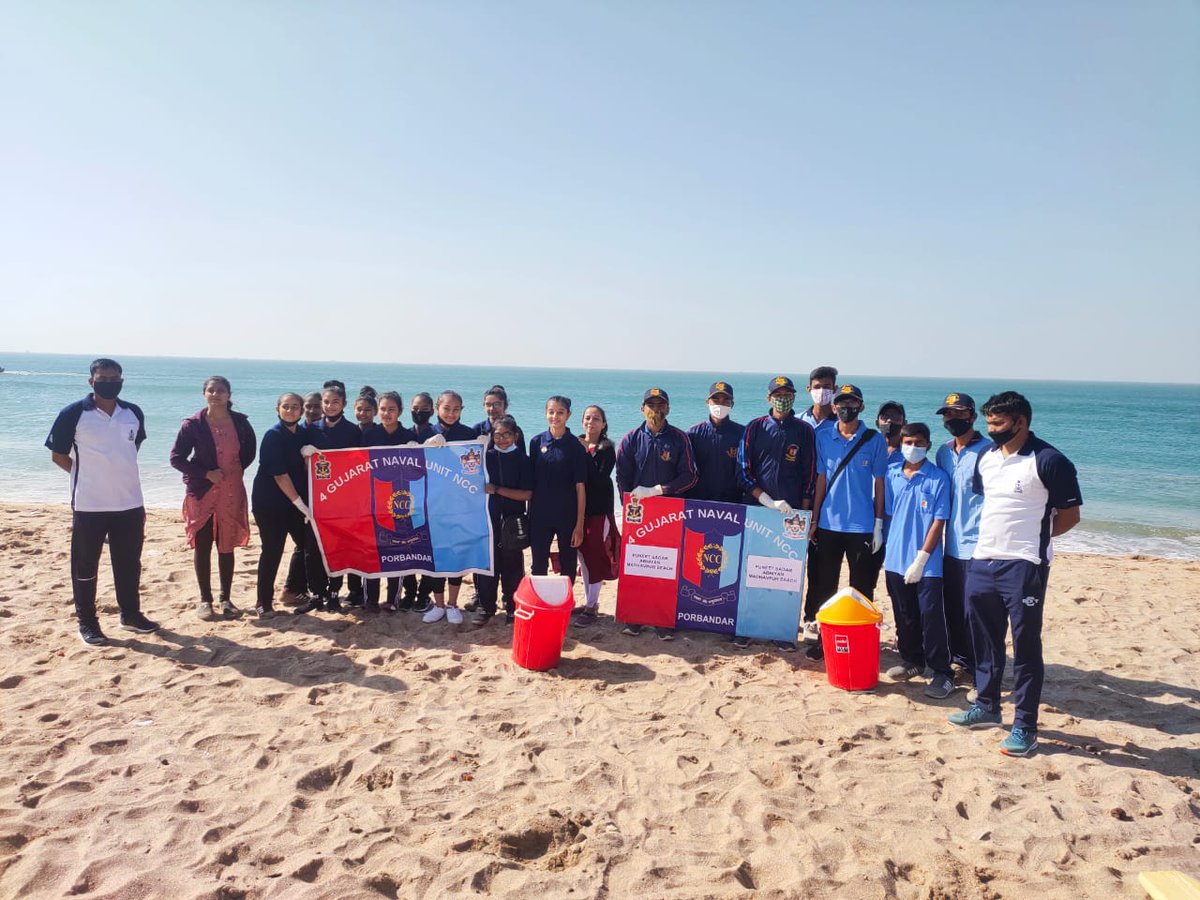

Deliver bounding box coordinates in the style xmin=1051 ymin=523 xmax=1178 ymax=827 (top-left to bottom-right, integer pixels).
xmin=388 ymin=489 xmax=414 ymax=520
xmin=314 ymin=454 xmax=332 ymax=481
xmin=660 ymin=449 xmax=671 ymax=462
xmin=459 ymin=447 xmax=481 ymax=475
xmin=624 ymin=495 xmax=644 ymax=524
xmin=784 ymin=443 xmax=799 ymax=463
xmin=783 ymin=513 xmax=808 ymax=540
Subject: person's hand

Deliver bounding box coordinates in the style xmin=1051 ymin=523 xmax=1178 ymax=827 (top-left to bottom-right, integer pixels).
xmin=630 ymin=484 xmax=664 ymax=500
xmin=571 ymin=525 xmax=584 ymax=548
xmin=424 ymin=433 xmax=446 ymax=447
xmin=292 ymin=496 xmax=311 ymax=523
xmin=773 ymin=498 xmax=793 ymax=515
xmin=402 ymin=441 xmax=419 ymax=448
xmin=300 ymin=444 xmax=317 ymax=458
xmin=757 ymin=491 xmax=775 ymax=509
xmin=904 ymin=550 xmax=930 ymax=584
xmin=476 ymin=434 xmax=491 ymax=446
xmin=205 ymin=470 xmax=225 ymax=485
xmin=872 ymin=518 xmax=885 ymax=553
xmin=485 ymin=483 xmax=496 ymax=495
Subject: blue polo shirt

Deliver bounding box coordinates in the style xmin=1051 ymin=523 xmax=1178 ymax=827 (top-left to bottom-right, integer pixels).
xmin=529 ymin=428 xmax=588 ymax=525
xmin=304 ymin=416 xmax=363 ymax=451
xmin=800 ymin=409 xmax=836 ymax=439
xmin=935 ymin=432 xmax=993 ymax=560
xmin=686 ymin=418 xmax=746 ymax=503
xmin=815 ymin=423 xmax=888 ymax=532
xmin=884 ymin=460 xmax=951 ymax=577
xmin=252 ymin=421 xmax=309 ymax=510
xmin=433 ymin=419 xmax=478 ymax=442
xmin=615 ymin=422 xmax=698 ymax=497
xmin=363 ymin=422 xmax=418 ymax=447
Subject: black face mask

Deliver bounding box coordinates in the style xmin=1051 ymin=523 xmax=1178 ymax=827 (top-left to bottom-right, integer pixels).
xmin=93 ymin=381 xmax=123 ymax=400
xmin=836 ymin=406 xmax=859 ymax=423
xmin=944 ymin=418 xmax=972 ymax=438
xmin=880 ymin=422 xmax=902 ymax=439
xmin=988 ymin=426 xmax=1018 ymax=446
xmin=411 ymin=410 xmax=432 ymax=426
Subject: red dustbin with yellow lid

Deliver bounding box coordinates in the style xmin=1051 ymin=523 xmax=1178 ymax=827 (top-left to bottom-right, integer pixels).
xmin=815 ymin=588 xmax=884 ymax=691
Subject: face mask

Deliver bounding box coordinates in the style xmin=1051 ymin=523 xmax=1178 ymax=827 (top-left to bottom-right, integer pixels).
xmin=496 ymin=442 xmax=518 ymax=454
xmin=93 ymin=381 xmax=123 ymax=400
xmin=944 ymin=418 xmax=971 ymax=438
xmin=769 ymin=395 xmax=794 ymax=415
xmin=411 ymin=410 xmax=432 ymax=426
xmin=988 ymin=426 xmax=1017 ymax=446
xmin=644 ymin=410 xmax=665 ymax=430
xmin=880 ymin=422 xmax=903 ymax=439
xmin=810 ymin=388 xmax=834 ymax=407
xmin=836 ymin=405 xmax=859 ymax=423
xmin=708 ymin=404 xmax=731 ymax=421
xmin=901 ymin=445 xmax=928 ymax=464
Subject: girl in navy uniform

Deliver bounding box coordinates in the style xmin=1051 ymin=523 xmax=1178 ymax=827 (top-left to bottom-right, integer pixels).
xmin=420 ymin=390 xmax=478 ymax=625
xmin=475 ymin=414 xmax=533 ymax=625
xmin=251 ymin=393 xmax=316 ymax=618
xmin=361 ymin=391 xmax=417 ymax=612
xmin=296 ymin=382 xmax=362 ymax=614
xmin=576 ymin=405 xmax=619 ymax=621
xmin=400 ymin=392 xmax=437 ymax=611
xmin=341 ymin=386 xmax=379 ymax=607
xmin=474 ymin=385 xmax=527 ymax=453
xmin=529 ymin=396 xmax=587 ymax=584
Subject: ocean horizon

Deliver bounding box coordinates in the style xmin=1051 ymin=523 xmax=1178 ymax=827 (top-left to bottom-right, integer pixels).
xmin=3 ymin=351 xmax=1198 ymax=560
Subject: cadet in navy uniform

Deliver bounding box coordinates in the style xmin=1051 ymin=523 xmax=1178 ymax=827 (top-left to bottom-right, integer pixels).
xmin=685 ymin=381 xmax=745 ymax=504
xmin=477 ymin=414 xmax=533 ymax=625
xmin=734 ymin=375 xmax=817 ymax=649
xmin=934 ymin=392 xmax=993 ymax=686
xmin=398 ymin=392 xmax=438 ymax=611
xmin=948 ymin=391 xmax=1082 ymax=758
xmin=807 ymin=384 xmax=889 ymax=658
xmin=296 ymin=382 xmax=363 ymax=614
xmin=46 ymin=358 xmax=159 ymax=645
xmin=882 ymin=423 xmax=954 ymax=699
xmin=528 ymin=396 xmax=588 ymax=585
xmin=361 ymin=391 xmax=417 ymax=612
xmin=615 ymin=387 xmax=698 ymax=638
xmin=473 ymin=385 xmax=526 ymax=453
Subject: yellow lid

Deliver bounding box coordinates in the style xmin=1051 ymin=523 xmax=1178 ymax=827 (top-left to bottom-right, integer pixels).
xmin=815 ymin=589 xmax=883 ymax=626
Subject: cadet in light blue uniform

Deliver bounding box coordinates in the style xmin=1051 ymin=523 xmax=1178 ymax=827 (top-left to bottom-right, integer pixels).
xmin=934 ymin=391 xmax=993 ymax=683
xmin=883 ymin=423 xmax=953 ymax=699
xmin=799 ymin=365 xmax=838 ymax=439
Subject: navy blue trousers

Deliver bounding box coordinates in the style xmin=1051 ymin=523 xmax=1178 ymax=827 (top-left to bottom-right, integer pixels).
xmin=967 ymin=558 xmax=1049 ymax=730
xmin=943 ymin=555 xmax=975 ymax=671
xmin=884 ymin=571 xmax=950 ymax=676
xmin=531 ymin=518 xmax=577 ymax=582
xmin=72 ymin=508 xmax=145 ymax=626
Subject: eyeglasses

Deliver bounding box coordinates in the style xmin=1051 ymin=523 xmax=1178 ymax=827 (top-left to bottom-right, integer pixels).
xmin=492 ymin=430 xmax=515 ymax=439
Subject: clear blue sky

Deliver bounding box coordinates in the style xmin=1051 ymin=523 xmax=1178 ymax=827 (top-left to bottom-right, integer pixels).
xmin=2 ymin=2 xmax=1197 ymax=382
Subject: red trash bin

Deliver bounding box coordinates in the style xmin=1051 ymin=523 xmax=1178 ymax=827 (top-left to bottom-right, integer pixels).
xmin=511 ymin=575 xmax=574 ymax=671
xmin=815 ymin=589 xmax=883 ymax=691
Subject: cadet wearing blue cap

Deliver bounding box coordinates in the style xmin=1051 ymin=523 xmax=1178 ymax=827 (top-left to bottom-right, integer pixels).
xmin=883 ymin=422 xmax=954 ymax=699
xmin=948 ymin=391 xmax=1082 ymax=758
xmin=807 ymin=383 xmax=889 ymax=658
xmin=616 ymin=387 xmax=698 ymax=639
xmin=934 ymin=391 xmax=992 ymax=685
xmin=686 ymin=381 xmax=745 ymax=504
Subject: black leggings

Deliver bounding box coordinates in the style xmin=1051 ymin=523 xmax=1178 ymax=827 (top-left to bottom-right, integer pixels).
xmin=531 ymin=519 xmax=577 ymax=581
xmin=194 ymin=517 xmax=234 ymax=604
xmin=254 ymin=506 xmax=309 ymax=610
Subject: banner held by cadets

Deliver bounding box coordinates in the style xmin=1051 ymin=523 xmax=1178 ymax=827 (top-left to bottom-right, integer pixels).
xmin=309 ymin=442 xmax=493 ymax=578
xmin=615 ymin=494 xmax=810 ymax=641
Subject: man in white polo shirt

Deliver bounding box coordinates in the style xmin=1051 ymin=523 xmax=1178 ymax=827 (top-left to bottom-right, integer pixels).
xmin=46 ymin=358 xmax=159 ymax=646
xmin=947 ymin=391 xmax=1081 ymax=757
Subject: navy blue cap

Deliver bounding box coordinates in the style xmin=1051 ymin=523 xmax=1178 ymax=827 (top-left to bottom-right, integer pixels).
xmin=876 ymin=400 xmax=905 ymax=419
xmin=937 ymin=392 xmax=976 ymax=414
xmin=833 ymin=384 xmax=864 ymax=404
xmin=643 ymin=387 xmax=669 ymax=403
xmin=767 ymin=375 xmax=796 ymax=394
xmin=708 ymin=380 xmax=734 ymax=399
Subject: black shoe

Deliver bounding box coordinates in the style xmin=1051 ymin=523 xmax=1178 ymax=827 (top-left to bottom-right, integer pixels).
xmin=79 ymin=622 xmax=108 ymax=646
xmin=396 ymin=596 xmax=414 ymax=612
xmin=120 ymin=613 xmax=160 ymax=634
xmin=345 ymin=591 xmax=365 ymax=608
xmin=364 ymin=599 xmax=380 ymax=613
xmin=620 ymin=623 xmax=643 ymax=636
xmin=294 ymin=596 xmax=324 ymax=615
xmin=411 ymin=598 xmax=432 ymax=614
xmin=655 ymin=627 xmax=676 ymax=641
xmin=774 ymin=640 xmax=797 ymax=653
xmin=504 ymin=612 xmax=515 ymax=626
xmin=255 ymin=605 xmax=275 ymax=619
xmin=804 ymin=641 xmax=825 ymax=660
xmin=732 ymin=635 xmax=752 ymax=649
xmin=325 ymin=596 xmax=344 ymax=613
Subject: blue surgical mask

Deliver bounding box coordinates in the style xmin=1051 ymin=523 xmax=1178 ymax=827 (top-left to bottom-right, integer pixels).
xmin=496 ymin=442 xmax=519 ymax=454
xmin=900 ymin=445 xmax=928 ymax=464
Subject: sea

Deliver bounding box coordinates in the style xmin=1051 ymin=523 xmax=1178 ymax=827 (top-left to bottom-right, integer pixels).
xmin=3 ymin=352 xmax=1198 ymax=560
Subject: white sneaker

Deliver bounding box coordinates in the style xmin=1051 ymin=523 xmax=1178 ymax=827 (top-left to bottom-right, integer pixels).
xmin=802 ymin=620 xmax=820 ymax=641
xmin=446 ymin=607 xmax=464 ymax=625
xmin=422 ymin=606 xmax=447 ymax=624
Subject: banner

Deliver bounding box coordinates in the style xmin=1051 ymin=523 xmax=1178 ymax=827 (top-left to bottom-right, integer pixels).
xmin=308 ymin=442 xmax=493 ymax=578
xmin=615 ymin=494 xmax=810 ymax=641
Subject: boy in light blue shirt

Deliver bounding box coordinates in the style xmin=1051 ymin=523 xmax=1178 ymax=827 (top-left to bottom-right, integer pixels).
xmin=884 ymin=423 xmax=953 ymax=699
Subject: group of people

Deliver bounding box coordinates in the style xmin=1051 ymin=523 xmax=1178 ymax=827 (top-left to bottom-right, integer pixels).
xmin=47 ymin=359 xmax=1081 ymax=758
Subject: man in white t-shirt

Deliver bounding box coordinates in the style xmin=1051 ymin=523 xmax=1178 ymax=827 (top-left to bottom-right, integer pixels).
xmin=947 ymin=391 xmax=1081 ymax=757
xmin=46 ymin=358 xmax=159 ymax=646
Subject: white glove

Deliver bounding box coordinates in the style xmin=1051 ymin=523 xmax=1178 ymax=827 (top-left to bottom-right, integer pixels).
xmin=904 ymin=549 xmax=930 ymax=584
xmin=774 ymin=498 xmax=794 ymax=515
xmin=424 ymin=433 xmax=446 ymax=447
xmin=757 ymin=491 xmax=775 ymax=508
xmin=630 ymin=484 xmax=664 ymax=500
xmin=872 ymin=518 xmax=884 ymax=553
xmin=300 ymin=444 xmax=317 ymax=459
xmin=292 ymin=496 xmax=311 ymax=522
xmin=476 ymin=434 xmax=491 ymax=446
xmin=402 ymin=441 xmax=420 ymax=448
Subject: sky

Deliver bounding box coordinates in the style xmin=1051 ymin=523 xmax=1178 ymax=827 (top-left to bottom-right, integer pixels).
xmin=1 ymin=2 xmax=1197 ymax=383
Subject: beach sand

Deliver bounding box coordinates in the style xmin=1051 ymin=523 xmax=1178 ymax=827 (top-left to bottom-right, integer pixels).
xmin=0 ymin=501 xmax=1197 ymax=898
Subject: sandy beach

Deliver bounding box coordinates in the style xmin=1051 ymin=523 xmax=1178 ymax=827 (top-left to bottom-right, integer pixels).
xmin=0 ymin=500 xmax=1197 ymax=899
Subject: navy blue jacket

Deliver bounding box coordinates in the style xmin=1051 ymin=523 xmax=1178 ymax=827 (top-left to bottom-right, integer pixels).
xmin=686 ymin=418 xmax=746 ymax=503
xmin=486 ymin=446 xmax=533 ymax=529
xmin=303 ymin=416 xmax=363 ymax=451
xmin=433 ymin=419 xmax=478 ymax=442
xmin=362 ymin=423 xmax=418 ymax=446
xmin=737 ymin=411 xmax=817 ymax=508
xmin=474 ymin=418 xmax=527 ymax=454
xmin=252 ymin=421 xmax=308 ymax=510
xmin=615 ymin=422 xmax=698 ymax=497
